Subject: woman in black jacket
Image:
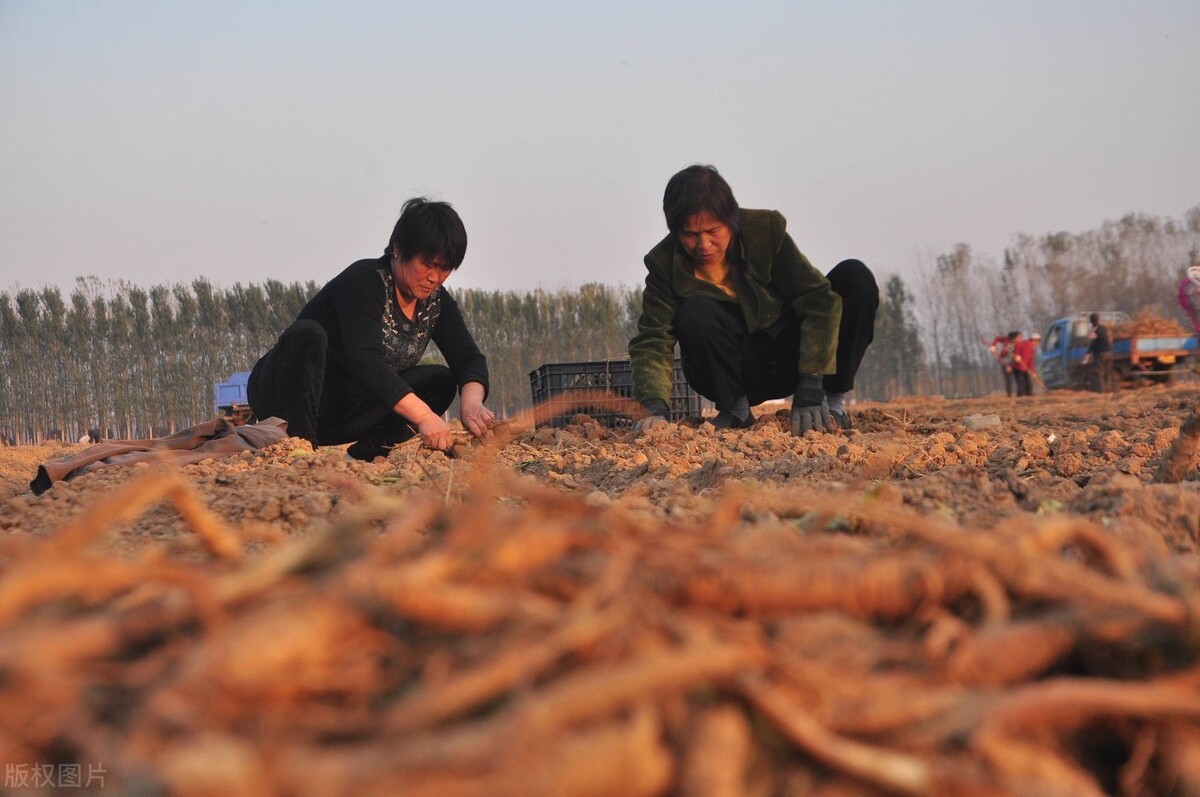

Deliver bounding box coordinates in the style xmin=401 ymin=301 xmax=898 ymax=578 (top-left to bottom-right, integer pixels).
xmin=249 ymin=197 xmax=494 ymax=460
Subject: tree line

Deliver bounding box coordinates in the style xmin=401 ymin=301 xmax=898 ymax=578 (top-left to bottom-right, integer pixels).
xmin=0 ymin=277 xmax=319 ymax=445
xmin=2 ymin=205 xmax=1197 ymax=444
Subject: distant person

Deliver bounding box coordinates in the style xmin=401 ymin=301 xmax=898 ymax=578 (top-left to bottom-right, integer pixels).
xmin=988 ymin=331 xmax=1019 ymax=397
xmin=1082 ymin=312 xmax=1115 ymax=393
xmin=248 ymin=197 xmax=495 ymax=460
xmin=1012 ymin=331 xmax=1039 ymax=397
xmin=628 ymin=164 xmax=878 ymax=434
xmin=1178 ymin=266 xmax=1200 ymax=338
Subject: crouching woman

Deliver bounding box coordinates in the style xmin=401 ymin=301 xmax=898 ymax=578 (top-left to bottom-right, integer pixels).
xmin=629 ymin=164 xmax=878 ymax=434
xmin=248 ymin=197 xmax=495 ymax=460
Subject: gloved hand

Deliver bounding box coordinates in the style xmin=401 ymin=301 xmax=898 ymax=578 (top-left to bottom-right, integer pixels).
xmin=632 ymin=398 xmax=671 ymax=432
xmin=791 ymin=374 xmax=833 ymax=435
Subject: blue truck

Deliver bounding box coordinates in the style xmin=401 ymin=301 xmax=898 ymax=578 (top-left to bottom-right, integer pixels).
xmin=213 ymin=370 xmax=254 ymax=424
xmin=1037 ymin=312 xmax=1197 ymax=390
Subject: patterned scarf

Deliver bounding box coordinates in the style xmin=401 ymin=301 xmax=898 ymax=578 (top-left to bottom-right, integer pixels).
xmin=378 ymin=267 xmax=442 ymax=372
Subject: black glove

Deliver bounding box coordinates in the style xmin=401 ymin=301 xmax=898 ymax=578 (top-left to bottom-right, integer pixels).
xmin=790 ymin=374 xmax=833 ymax=435
xmin=632 ymin=398 xmax=670 ymax=431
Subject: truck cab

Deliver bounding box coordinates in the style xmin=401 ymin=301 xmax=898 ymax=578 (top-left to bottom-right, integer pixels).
xmin=213 ymin=370 xmax=254 ymax=424
xmin=1038 ymin=312 xmax=1130 ymax=390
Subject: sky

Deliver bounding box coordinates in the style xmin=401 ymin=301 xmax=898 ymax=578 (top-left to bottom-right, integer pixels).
xmin=2 ymin=0 xmax=1198 ymax=298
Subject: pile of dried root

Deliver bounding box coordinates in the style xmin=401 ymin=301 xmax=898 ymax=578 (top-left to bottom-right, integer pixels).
xmin=1113 ymin=310 xmax=1192 ymax=339
xmin=3 ymin=455 xmax=1200 ymax=796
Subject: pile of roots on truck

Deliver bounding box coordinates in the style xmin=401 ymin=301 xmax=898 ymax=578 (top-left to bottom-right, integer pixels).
xmin=1038 ymin=310 xmax=1197 ymax=391
xmin=5 ymin=413 xmax=1200 ymax=797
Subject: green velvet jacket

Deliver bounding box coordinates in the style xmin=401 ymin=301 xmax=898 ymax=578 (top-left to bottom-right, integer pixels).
xmin=628 ymin=208 xmax=841 ymax=404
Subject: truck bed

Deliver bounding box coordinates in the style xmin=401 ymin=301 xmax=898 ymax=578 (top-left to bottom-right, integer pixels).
xmin=1064 ymin=334 xmax=1196 ymax=362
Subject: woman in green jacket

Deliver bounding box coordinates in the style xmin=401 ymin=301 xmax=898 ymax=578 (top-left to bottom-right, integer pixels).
xmin=629 ymin=164 xmax=878 ymax=434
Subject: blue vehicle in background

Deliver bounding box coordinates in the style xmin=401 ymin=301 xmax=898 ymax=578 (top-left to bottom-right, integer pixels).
xmin=1037 ymin=311 xmax=1197 ymax=390
xmin=213 ymin=370 xmax=254 ymax=424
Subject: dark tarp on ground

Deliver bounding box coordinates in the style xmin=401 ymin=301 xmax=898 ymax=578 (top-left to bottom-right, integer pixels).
xmin=31 ymin=417 xmax=289 ymax=495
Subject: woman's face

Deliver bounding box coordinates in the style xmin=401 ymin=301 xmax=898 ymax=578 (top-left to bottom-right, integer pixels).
xmin=393 ymin=252 xmax=452 ymax=301
xmin=676 ymin=211 xmax=732 ymax=269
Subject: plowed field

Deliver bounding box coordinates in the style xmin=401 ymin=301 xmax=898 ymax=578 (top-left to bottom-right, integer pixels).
xmin=2 ymin=384 xmax=1200 ymax=796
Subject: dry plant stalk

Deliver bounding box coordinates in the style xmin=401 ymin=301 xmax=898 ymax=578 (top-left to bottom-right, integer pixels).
xmin=384 ymin=603 xmax=626 ymax=733
xmin=41 ymin=470 xmax=244 ymax=561
xmin=737 ymin=673 xmax=932 ymax=796
xmin=678 ymin=706 xmax=753 ymax=797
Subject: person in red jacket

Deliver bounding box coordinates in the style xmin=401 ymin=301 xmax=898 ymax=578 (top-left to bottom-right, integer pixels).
xmin=988 ymin=331 xmax=1018 ymax=397
xmin=1011 ymin=332 xmax=1039 ymax=397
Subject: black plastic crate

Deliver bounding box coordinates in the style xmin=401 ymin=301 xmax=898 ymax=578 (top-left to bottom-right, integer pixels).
xmin=529 ymin=358 xmax=702 ymax=428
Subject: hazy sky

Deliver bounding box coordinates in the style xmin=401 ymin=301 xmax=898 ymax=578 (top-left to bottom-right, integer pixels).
xmin=2 ymin=0 xmax=1197 ymax=298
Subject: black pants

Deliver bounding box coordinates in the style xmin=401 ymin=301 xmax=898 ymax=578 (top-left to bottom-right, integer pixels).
xmin=1001 ymin=366 xmax=1015 ymax=397
xmin=673 ymin=259 xmax=879 ymax=410
xmin=247 ymin=319 xmax=457 ymax=459
xmin=1013 ymin=370 xmax=1032 ymax=397
xmin=1091 ymin=351 xmax=1116 ymax=393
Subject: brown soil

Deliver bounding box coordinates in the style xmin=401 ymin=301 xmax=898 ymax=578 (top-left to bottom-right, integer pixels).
xmin=7 ymin=385 xmax=1198 ymax=555
xmin=3 ymin=384 xmax=1200 ymax=795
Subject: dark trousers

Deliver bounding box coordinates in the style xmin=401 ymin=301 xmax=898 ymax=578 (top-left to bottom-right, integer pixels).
xmin=1092 ymin=351 xmax=1116 ymax=393
xmin=1001 ymin=366 xmax=1015 ymax=397
xmin=673 ymin=259 xmax=878 ymax=410
xmin=247 ymin=319 xmax=457 ymax=459
xmin=1013 ymin=370 xmax=1032 ymax=397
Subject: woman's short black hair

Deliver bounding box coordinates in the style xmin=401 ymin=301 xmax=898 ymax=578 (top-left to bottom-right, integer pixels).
xmin=386 ymin=197 xmax=468 ymax=269
xmin=662 ymin=164 xmax=740 ymax=236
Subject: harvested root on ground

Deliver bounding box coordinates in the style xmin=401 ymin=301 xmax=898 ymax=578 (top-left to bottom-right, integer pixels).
xmin=4 ymin=385 xmax=1200 ymax=795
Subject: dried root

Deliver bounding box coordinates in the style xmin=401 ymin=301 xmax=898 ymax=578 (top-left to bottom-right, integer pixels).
xmin=3 ymin=446 xmax=1200 ymax=796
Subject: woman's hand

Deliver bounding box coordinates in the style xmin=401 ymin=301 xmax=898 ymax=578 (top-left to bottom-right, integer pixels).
xmin=460 ymin=401 xmax=495 ymax=437
xmin=415 ymin=415 xmax=454 ymax=451
xmin=394 ymin=392 xmax=454 ymax=451
xmin=632 ymin=398 xmax=671 ymax=432
xmin=459 ymin=381 xmax=495 ymax=438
